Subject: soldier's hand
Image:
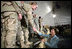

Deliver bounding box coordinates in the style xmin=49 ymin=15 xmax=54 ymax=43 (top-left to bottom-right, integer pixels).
xmin=18 ymin=13 xmax=22 ymax=20
xmin=33 ymin=27 xmax=37 ymax=32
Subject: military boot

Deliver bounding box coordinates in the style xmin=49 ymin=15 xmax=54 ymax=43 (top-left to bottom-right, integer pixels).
xmin=25 ymin=41 xmax=33 ymax=45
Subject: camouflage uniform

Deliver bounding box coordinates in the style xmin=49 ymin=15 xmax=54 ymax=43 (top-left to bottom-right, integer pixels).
xmin=33 ymin=16 xmax=39 ymax=31
xmin=1 ymin=1 xmax=26 ymax=48
xmin=1 ymin=1 xmax=19 ymax=48
xmin=14 ymin=1 xmax=31 ymax=48
xmin=16 ymin=1 xmax=33 ymax=46
xmin=39 ymin=18 xmax=42 ymax=32
xmin=22 ymin=2 xmax=36 ymax=41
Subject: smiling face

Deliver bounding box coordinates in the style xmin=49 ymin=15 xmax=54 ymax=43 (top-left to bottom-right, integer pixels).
xmin=50 ymin=29 xmax=55 ymax=36
xmin=30 ymin=2 xmax=38 ymax=11
xmin=32 ymin=4 xmax=38 ymax=10
xmin=33 ymin=14 xmax=37 ymax=18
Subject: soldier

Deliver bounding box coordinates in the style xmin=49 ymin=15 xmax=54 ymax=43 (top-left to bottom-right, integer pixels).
xmin=33 ymin=14 xmax=39 ymax=31
xmin=1 ymin=1 xmax=20 ymax=48
xmin=43 ymin=25 xmax=50 ymax=35
xmin=1 ymin=1 xmax=29 ymax=48
xmin=38 ymin=16 xmax=43 ymax=32
xmin=16 ymin=1 xmax=38 ymax=47
xmin=30 ymin=14 xmax=39 ymax=39
xmin=21 ymin=1 xmax=38 ymax=42
xmin=13 ymin=1 xmax=32 ymax=48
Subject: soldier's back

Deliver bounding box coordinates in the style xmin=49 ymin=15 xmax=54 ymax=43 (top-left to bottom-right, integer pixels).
xmin=1 ymin=1 xmax=16 ymax=12
xmin=23 ymin=3 xmax=32 ymax=12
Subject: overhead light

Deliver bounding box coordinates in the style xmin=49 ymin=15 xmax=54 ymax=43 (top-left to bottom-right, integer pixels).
xmin=46 ymin=6 xmax=51 ymax=13
xmin=53 ymin=14 xmax=56 ymax=18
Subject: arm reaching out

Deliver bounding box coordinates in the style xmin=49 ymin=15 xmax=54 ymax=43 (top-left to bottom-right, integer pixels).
xmin=33 ymin=27 xmax=49 ymax=37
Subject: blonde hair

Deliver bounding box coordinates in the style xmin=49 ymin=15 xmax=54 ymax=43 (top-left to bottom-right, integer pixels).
xmin=44 ymin=25 xmax=49 ymax=29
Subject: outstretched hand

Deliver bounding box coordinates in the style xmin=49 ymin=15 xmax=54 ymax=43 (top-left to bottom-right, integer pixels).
xmin=33 ymin=27 xmax=41 ymax=34
xmin=33 ymin=27 xmax=37 ymax=32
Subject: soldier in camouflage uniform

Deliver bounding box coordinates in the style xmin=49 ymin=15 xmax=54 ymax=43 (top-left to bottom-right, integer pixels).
xmin=12 ymin=1 xmax=38 ymax=48
xmin=13 ymin=1 xmax=38 ymax=47
xmin=1 ymin=1 xmax=19 ymax=48
xmin=1 ymin=1 xmax=26 ymax=48
xmin=20 ymin=1 xmax=38 ymax=45
xmin=38 ymin=16 xmax=43 ymax=32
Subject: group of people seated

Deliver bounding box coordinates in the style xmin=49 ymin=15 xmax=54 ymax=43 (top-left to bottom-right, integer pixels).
xmin=54 ymin=24 xmax=71 ymax=36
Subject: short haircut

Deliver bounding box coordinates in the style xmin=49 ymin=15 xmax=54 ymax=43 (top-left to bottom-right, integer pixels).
xmin=50 ymin=27 xmax=56 ymax=33
xmin=29 ymin=2 xmax=37 ymax=5
xmin=39 ymin=16 xmax=41 ymax=19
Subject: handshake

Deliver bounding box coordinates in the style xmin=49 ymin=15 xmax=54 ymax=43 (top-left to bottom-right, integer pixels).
xmin=33 ymin=27 xmax=37 ymax=32
xmin=33 ymin=27 xmax=40 ymax=34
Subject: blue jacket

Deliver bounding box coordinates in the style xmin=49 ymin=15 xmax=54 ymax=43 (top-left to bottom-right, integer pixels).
xmin=38 ymin=32 xmax=59 ymax=48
